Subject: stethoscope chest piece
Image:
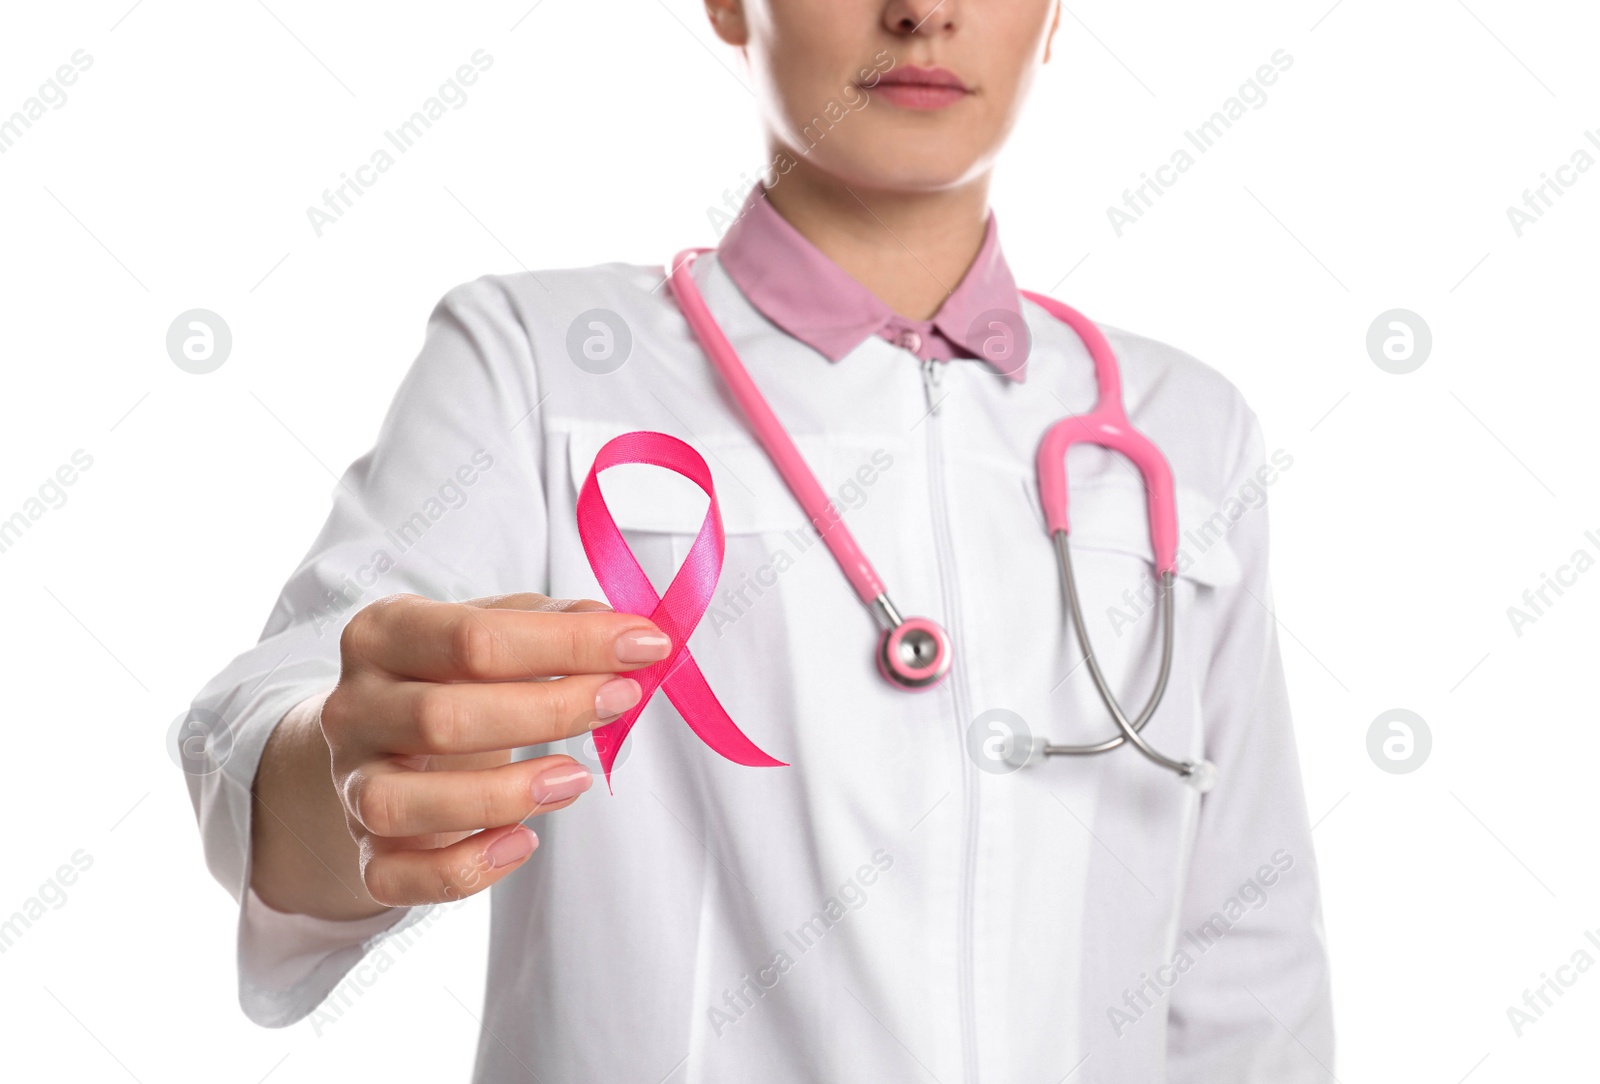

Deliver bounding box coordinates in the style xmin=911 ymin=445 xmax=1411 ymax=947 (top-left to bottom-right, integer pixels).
xmin=876 ymin=616 xmax=952 ymax=691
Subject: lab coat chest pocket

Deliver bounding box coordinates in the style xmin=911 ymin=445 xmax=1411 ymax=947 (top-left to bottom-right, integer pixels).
xmin=1062 ymin=479 xmax=1243 ymax=680
xmin=1045 ymin=481 xmax=1245 ymax=753
xmin=955 ymin=461 xmax=1243 ymax=748
xmin=1064 ymin=477 xmax=1243 ymax=599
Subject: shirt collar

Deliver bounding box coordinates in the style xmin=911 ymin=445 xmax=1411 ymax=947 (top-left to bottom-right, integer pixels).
xmin=715 ymin=183 xmax=1029 ymax=382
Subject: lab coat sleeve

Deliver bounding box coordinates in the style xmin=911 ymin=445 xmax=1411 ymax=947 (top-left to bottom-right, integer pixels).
xmin=181 ymin=275 xmax=549 ymax=1028
xmin=1163 ymin=404 xmax=1336 ymax=1082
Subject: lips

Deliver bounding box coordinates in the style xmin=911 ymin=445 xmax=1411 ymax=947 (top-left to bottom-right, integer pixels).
xmin=871 ymin=65 xmax=970 ymax=111
xmin=877 ymin=65 xmax=969 ymax=91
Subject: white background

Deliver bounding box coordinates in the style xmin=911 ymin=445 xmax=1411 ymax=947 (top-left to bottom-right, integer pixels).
xmin=2 ymin=0 xmax=1596 ymax=1080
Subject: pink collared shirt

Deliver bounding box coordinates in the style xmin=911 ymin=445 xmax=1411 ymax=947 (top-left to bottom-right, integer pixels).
xmin=716 ymin=183 xmax=1030 ymax=381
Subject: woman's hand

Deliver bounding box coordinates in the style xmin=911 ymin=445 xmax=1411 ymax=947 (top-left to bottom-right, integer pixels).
xmin=250 ymin=592 xmax=670 ymax=917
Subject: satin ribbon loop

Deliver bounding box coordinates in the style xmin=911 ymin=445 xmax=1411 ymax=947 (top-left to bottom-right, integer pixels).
xmin=575 ymin=430 xmax=787 ymax=788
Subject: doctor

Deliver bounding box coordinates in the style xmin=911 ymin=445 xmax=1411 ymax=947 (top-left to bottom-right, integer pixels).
xmin=187 ymin=0 xmax=1334 ymax=1080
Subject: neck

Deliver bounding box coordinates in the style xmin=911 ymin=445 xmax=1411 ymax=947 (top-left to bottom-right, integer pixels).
xmin=759 ymin=156 xmax=992 ymax=322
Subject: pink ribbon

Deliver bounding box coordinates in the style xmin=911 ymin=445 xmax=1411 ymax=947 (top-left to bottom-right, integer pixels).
xmin=576 ymin=431 xmax=787 ymax=789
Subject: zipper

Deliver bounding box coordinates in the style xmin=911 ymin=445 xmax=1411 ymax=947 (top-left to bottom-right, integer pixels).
xmin=920 ymin=355 xmax=980 ymax=1083
xmin=920 ymin=355 xmax=947 ymax=414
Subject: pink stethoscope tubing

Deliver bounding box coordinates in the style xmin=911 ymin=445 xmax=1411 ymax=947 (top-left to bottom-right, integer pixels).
xmin=667 ymin=248 xmax=950 ymax=690
xmin=665 ymin=247 xmax=1213 ymax=789
xmin=667 ymin=249 xmax=883 ymax=603
xmin=1018 ymin=288 xmax=1178 ymax=577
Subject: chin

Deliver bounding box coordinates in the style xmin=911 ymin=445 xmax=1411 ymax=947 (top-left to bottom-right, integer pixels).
xmin=817 ymin=145 xmax=987 ymax=195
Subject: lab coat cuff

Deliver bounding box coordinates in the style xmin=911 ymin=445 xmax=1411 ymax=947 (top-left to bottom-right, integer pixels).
xmin=236 ymin=885 xmax=438 ymax=1029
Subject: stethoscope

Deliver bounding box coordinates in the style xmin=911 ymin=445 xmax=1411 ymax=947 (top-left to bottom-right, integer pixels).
xmin=666 ymin=248 xmax=1217 ymax=793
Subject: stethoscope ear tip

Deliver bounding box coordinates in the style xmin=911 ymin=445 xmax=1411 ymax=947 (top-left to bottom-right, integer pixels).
xmin=1181 ymin=760 xmax=1218 ymax=794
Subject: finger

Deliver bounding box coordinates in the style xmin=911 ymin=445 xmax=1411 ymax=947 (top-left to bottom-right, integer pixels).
xmin=362 ymin=823 xmax=539 ymax=906
xmin=349 ymin=754 xmax=593 ymax=838
xmin=342 ymin=594 xmax=669 ymax=681
xmin=360 ymin=670 xmax=643 ymax=756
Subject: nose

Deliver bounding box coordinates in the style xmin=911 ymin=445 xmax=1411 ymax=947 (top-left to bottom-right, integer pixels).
xmin=882 ymin=0 xmax=957 ymax=37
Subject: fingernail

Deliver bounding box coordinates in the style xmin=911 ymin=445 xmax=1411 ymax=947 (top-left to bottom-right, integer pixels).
xmin=615 ymin=629 xmax=672 ymax=664
xmin=485 ymin=826 xmax=537 ymax=869
xmin=564 ymin=598 xmax=614 ymax=613
xmin=594 ymin=676 xmax=642 ymax=719
xmin=532 ymin=764 xmax=593 ymax=806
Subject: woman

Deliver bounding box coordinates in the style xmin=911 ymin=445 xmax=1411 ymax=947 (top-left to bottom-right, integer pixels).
xmin=186 ymin=1 xmax=1334 ymax=1079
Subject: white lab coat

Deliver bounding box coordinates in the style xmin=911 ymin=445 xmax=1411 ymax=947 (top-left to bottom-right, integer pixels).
xmin=186 ymin=251 xmax=1334 ymax=1082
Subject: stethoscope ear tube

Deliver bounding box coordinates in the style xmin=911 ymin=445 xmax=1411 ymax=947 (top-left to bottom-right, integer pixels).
xmin=1036 ymin=531 xmax=1217 ymax=792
